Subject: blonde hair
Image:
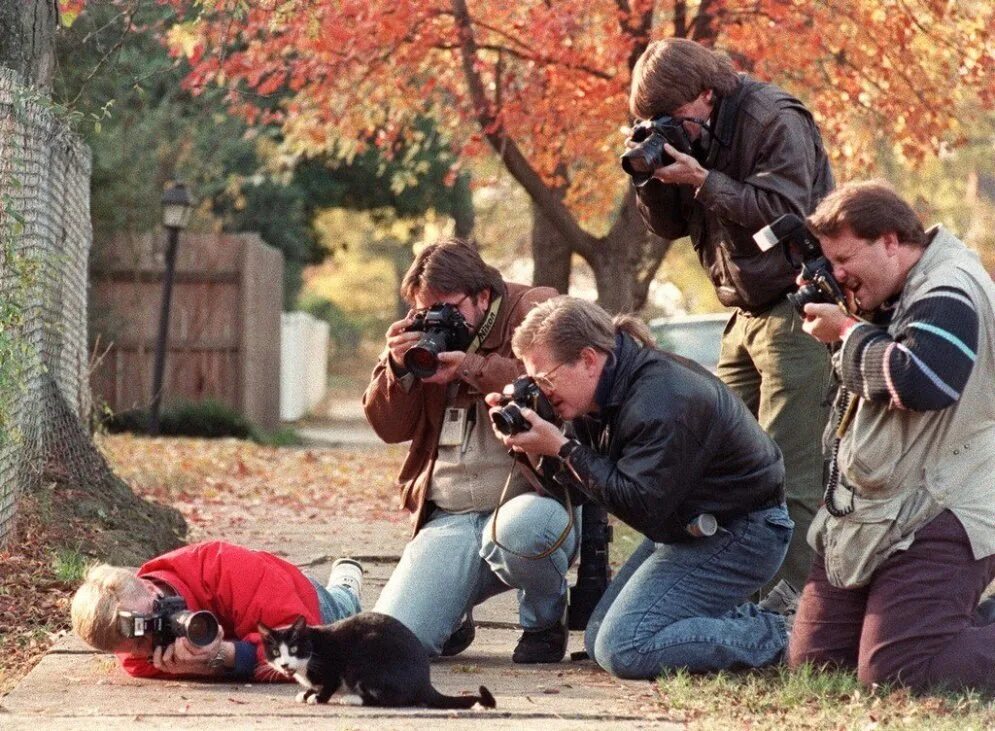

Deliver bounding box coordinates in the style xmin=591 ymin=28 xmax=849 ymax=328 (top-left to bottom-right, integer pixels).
xmin=71 ymin=564 xmax=147 ymax=651
xmin=512 ymin=296 xmax=655 ymax=364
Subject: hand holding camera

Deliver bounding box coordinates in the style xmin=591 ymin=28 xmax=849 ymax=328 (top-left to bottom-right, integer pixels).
xmin=621 ymin=115 xmax=707 ymax=187
xmin=151 ymin=627 xmax=225 ymax=676
xmin=486 ymin=377 xmax=565 ymax=457
xmin=385 ymin=302 xmax=475 ymax=383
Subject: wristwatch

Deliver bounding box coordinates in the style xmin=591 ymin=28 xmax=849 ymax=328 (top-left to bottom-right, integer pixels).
xmin=207 ymin=643 xmax=227 ymax=671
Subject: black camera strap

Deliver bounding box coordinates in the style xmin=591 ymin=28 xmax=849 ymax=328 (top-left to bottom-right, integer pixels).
xmin=490 ymin=454 xmax=575 ymax=560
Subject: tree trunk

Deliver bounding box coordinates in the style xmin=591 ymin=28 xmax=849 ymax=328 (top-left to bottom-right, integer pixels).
xmin=452 ymin=170 xmax=475 ymax=240
xmin=453 ymin=0 xmax=672 ymax=314
xmin=530 ymin=199 xmax=571 ymax=293
xmin=0 ymin=0 xmax=58 ymax=88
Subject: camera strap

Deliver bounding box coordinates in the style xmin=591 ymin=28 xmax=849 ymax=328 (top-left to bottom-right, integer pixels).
xmin=489 ymin=454 xmax=575 ymax=560
xmin=466 ymin=294 xmax=502 ymax=356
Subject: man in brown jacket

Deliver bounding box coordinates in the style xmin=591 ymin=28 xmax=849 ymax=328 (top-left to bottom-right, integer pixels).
xmin=364 ymin=238 xmax=573 ymax=664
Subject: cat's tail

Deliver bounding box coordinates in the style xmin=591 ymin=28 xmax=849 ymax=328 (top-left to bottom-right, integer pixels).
xmin=425 ymin=684 xmax=496 ymax=710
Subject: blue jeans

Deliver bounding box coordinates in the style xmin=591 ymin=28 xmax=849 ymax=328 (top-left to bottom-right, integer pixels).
xmin=584 ymin=505 xmax=793 ymax=679
xmin=374 ymin=493 xmax=578 ymax=655
xmin=309 ymin=578 xmax=362 ymax=624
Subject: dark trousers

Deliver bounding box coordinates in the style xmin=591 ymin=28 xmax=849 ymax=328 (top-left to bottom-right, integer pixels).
xmin=788 ymin=510 xmax=995 ymax=692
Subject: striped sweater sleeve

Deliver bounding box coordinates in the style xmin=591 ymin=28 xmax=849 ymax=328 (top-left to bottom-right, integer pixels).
xmin=838 ymin=286 xmax=978 ymax=411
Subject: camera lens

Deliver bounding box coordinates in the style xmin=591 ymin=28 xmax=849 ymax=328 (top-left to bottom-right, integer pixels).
xmin=490 ymin=403 xmax=530 ymax=436
xmin=178 ymin=610 xmax=220 ymax=647
xmin=404 ymin=345 xmax=440 ymax=378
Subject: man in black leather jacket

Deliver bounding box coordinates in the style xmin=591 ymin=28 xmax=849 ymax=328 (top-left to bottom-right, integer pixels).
xmin=487 ymin=296 xmax=793 ymax=679
xmin=627 ymin=38 xmax=834 ymax=594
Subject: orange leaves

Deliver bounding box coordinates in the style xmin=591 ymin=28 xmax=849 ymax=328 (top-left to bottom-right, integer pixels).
xmin=160 ymin=0 xmax=993 ymax=217
xmin=96 ymin=434 xmax=406 ymax=525
xmin=58 ymin=0 xmax=85 ymax=28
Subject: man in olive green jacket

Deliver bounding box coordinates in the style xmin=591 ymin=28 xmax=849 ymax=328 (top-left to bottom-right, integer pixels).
xmin=628 ymin=38 xmax=834 ymax=595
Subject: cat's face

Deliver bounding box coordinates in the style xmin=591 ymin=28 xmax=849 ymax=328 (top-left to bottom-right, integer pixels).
xmin=258 ymin=616 xmax=312 ymax=677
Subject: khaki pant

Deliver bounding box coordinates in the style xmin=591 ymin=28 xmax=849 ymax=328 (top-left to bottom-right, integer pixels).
xmin=717 ymin=298 xmax=831 ymax=591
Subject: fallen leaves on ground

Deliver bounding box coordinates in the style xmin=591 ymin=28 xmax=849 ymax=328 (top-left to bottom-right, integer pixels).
xmin=96 ymin=434 xmax=407 ymax=529
xmin=0 ymin=489 xmax=76 ymax=697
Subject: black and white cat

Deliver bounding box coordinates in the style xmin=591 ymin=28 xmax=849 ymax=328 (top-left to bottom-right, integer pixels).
xmin=259 ymin=612 xmax=496 ymax=709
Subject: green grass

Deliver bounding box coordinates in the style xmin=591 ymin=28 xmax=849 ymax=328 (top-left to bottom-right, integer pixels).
xmin=656 ymin=664 xmax=995 ymax=729
xmin=52 ymin=547 xmax=88 ymax=583
xmin=251 ymin=425 xmax=304 ymax=447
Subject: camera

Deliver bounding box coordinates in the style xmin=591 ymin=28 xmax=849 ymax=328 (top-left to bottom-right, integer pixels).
xmin=117 ymin=595 xmax=220 ymax=648
xmin=403 ymin=302 xmax=474 ymax=378
xmin=490 ymin=376 xmax=558 ymax=436
xmin=753 ymin=213 xmax=848 ymax=315
xmin=620 ymin=115 xmax=694 ymax=187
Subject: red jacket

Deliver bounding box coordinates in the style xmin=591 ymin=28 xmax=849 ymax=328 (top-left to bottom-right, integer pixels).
xmin=117 ymin=541 xmax=321 ymax=682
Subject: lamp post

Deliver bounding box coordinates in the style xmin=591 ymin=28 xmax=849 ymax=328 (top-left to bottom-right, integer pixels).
xmin=149 ymin=181 xmax=193 ymax=436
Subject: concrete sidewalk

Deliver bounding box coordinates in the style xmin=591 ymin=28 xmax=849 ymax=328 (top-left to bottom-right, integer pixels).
xmin=1 ymin=514 xmax=679 ymax=730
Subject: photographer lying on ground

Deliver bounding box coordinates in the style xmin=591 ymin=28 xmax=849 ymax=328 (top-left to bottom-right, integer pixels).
xmin=486 ymin=296 xmax=794 ymax=679
xmin=363 ymin=238 xmax=576 ymax=664
xmin=787 ymin=181 xmax=995 ymax=692
xmin=71 ymin=541 xmax=362 ymax=681
xmin=625 ymin=38 xmax=834 ymax=598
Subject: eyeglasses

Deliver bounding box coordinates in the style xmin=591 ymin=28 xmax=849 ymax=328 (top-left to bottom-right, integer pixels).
xmin=412 ymin=294 xmax=469 ymax=316
xmin=533 ymin=361 xmax=566 ymax=392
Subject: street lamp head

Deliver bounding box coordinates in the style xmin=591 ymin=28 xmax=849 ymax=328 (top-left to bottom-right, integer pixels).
xmin=161 ymin=181 xmax=194 ymax=230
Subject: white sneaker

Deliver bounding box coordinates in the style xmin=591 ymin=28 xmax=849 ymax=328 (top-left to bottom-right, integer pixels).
xmin=328 ymin=558 xmax=364 ymax=600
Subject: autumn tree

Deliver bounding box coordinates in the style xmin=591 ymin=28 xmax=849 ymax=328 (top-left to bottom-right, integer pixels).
xmin=163 ymin=0 xmax=993 ymax=312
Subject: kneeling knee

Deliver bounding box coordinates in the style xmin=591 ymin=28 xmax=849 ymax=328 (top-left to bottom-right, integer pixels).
xmin=483 ymin=495 xmax=571 ymax=556
xmin=591 ymin=628 xmax=651 ymax=680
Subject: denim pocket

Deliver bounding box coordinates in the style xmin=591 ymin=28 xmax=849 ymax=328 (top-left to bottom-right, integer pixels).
xmin=763 ymin=508 xmax=794 ymax=546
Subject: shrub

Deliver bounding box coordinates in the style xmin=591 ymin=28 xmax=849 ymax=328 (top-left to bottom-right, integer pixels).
xmin=101 ymin=399 xmax=255 ymax=440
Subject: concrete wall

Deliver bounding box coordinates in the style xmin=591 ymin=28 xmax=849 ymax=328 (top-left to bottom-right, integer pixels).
xmin=280 ymin=311 xmax=329 ymax=422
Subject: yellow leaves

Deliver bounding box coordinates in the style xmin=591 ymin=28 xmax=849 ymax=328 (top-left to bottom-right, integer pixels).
xmin=58 ymin=0 xmax=84 ymax=28
xmin=167 ymin=21 xmax=203 ymax=60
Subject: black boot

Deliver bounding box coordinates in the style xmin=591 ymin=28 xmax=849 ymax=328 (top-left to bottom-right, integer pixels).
xmin=512 ymin=620 xmax=568 ymax=664
xmin=440 ymin=612 xmax=476 ymax=657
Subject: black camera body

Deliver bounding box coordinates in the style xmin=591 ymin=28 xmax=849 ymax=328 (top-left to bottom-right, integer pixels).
xmin=117 ymin=595 xmax=220 ymax=648
xmin=403 ymin=302 xmax=474 ymax=378
xmin=621 ymin=115 xmax=694 ymax=187
xmin=753 ymin=213 xmax=848 ymax=315
xmin=490 ymin=376 xmax=558 ymax=436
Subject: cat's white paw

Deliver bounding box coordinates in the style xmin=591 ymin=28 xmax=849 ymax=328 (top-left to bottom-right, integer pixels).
xmin=305 ymin=694 xmax=320 ymax=705
xmin=295 ymin=690 xmax=311 ymax=704
xmin=340 ymin=694 xmax=364 ymax=706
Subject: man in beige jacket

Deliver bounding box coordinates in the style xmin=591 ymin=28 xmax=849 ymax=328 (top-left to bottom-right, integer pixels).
xmin=788 ymin=181 xmax=995 ymax=692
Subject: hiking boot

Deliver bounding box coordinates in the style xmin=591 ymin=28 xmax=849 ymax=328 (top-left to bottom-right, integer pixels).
xmin=440 ymin=612 xmax=476 ymax=657
xmin=758 ymin=579 xmax=800 ymax=616
xmin=512 ymin=620 xmax=568 ymax=664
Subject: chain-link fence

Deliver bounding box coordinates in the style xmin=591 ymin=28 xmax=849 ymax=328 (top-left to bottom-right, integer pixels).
xmin=0 ymin=67 xmax=92 ymax=545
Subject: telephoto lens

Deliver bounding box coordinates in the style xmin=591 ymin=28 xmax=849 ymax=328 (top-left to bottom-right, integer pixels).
xmin=169 ymin=609 xmax=220 ymax=647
